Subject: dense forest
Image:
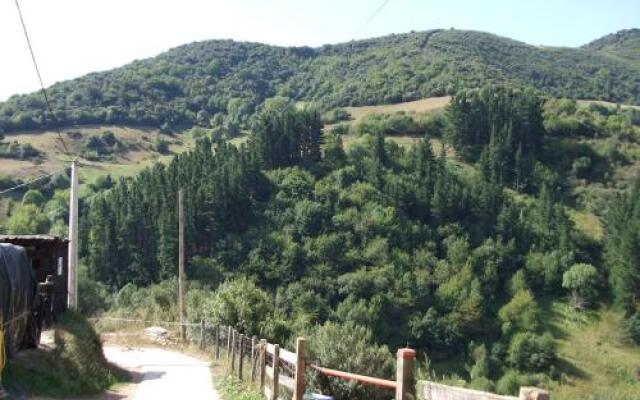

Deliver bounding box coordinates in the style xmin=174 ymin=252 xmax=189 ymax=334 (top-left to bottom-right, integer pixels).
xmin=0 ymin=87 xmax=620 ymax=398
xmin=1 ymin=29 xmax=639 ymax=135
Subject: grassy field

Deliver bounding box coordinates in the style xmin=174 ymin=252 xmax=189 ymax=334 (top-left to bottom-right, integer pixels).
xmin=546 ymin=302 xmax=640 ymax=400
xmin=1 ymin=125 xmax=194 ymax=182
xmin=342 ymin=96 xmax=451 ymax=123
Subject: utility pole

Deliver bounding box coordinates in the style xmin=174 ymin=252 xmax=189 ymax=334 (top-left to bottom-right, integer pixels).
xmin=178 ymin=189 xmax=186 ymax=341
xmin=67 ymin=158 xmax=79 ymax=310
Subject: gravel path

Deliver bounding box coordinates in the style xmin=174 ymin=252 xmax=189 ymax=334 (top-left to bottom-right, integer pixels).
xmin=102 ymin=346 xmax=220 ymax=400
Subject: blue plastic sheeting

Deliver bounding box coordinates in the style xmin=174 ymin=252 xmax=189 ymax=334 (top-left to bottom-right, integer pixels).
xmin=0 ymin=243 xmax=35 ymax=358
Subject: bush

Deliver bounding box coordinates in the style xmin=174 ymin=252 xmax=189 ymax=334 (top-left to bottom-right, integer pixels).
xmin=4 ymin=312 xmax=128 ymax=397
xmin=496 ymin=370 xmax=520 ymax=395
xmin=155 ymin=137 xmax=170 ymax=154
xmin=562 ymin=263 xmax=599 ymax=308
xmin=507 ymin=332 xmax=556 ymax=372
xmin=203 ymin=277 xmax=271 ymax=334
xmin=624 ymin=313 xmax=640 ymax=344
xmin=308 ymin=322 xmax=394 ymax=400
xmin=22 ymin=189 xmax=46 ymax=207
xmin=498 ymin=290 xmax=541 ymax=335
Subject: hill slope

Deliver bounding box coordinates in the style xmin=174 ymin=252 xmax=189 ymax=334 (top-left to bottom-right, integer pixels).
xmin=583 ymin=28 xmax=640 ymax=66
xmin=1 ymin=29 xmax=639 ymax=134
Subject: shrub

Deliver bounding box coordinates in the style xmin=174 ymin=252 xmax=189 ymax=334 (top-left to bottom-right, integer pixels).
xmin=203 ymin=277 xmax=271 ymax=334
xmin=307 ymin=322 xmax=394 ymax=400
xmin=154 ymin=137 xmax=170 ymax=154
xmin=507 ymin=332 xmax=556 ymax=372
xmin=562 ymin=263 xmax=599 ymax=308
xmin=496 ymin=370 xmax=520 ymax=395
xmin=624 ymin=313 xmax=640 ymax=344
xmin=4 ymin=312 xmax=127 ymax=397
xmin=498 ymin=290 xmax=541 ymax=335
xmin=22 ymin=189 xmax=46 ymax=207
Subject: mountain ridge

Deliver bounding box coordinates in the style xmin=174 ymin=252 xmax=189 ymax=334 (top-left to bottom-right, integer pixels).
xmin=1 ymin=28 xmax=639 ymax=134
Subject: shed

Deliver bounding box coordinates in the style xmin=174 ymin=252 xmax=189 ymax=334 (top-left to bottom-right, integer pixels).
xmin=0 ymin=235 xmax=69 ymax=318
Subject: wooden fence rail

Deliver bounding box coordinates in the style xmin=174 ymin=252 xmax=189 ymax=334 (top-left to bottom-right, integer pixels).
xmin=194 ymin=322 xmax=549 ymax=400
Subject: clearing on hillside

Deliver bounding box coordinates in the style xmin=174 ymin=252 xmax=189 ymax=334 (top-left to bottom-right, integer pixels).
xmin=341 ymin=96 xmax=451 ymax=124
xmin=1 ymin=126 xmax=193 ymax=182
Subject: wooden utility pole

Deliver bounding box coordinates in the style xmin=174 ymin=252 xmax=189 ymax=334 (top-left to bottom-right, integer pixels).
xmin=67 ymin=159 xmax=79 ymax=310
xmin=178 ymin=189 xmax=186 ymax=341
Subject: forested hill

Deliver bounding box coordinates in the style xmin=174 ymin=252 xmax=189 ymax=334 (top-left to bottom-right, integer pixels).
xmin=583 ymin=28 xmax=640 ymax=65
xmin=1 ymin=28 xmax=639 ymax=133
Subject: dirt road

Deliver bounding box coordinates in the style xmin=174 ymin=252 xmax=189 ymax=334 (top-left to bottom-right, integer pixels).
xmin=101 ymin=346 xmax=220 ymax=400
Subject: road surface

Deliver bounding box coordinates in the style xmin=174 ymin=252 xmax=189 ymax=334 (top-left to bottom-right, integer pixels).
xmin=102 ymin=346 xmax=220 ymax=399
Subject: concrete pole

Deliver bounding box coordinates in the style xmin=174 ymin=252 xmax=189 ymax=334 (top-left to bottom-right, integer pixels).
xmin=67 ymin=159 xmax=79 ymax=310
xmin=178 ymin=189 xmax=186 ymax=341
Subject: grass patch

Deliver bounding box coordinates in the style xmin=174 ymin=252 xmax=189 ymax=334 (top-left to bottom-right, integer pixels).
xmin=214 ymin=372 xmax=263 ymax=400
xmin=543 ymin=301 xmax=640 ymax=400
xmin=3 ymin=311 xmax=129 ymax=398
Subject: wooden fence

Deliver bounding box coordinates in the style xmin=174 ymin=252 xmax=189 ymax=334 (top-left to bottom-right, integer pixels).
xmin=94 ymin=318 xmax=548 ymax=400
xmin=210 ymin=326 xmax=416 ymax=400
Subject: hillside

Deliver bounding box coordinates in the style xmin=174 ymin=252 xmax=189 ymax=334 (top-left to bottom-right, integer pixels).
xmin=1 ymin=29 xmax=639 ymax=135
xmin=583 ymin=28 xmax=640 ymax=66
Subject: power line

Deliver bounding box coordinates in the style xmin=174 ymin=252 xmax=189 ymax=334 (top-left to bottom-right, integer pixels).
xmin=0 ymin=168 xmax=66 ymax=196
xmin=353 ymin=0 xmax=392 ymax=39
xmin=13 ymin=0 xmax=72 ymax=157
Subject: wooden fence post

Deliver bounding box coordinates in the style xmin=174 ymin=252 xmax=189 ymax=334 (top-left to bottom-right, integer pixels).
xmin=395 ymin=348 xmax=415 ymax=400
xmin=227 ymin=326 xmax=232 ymax=358
xmin=272 ymin=344 xmax=280 ymax=400
xmin=230 ymin=330 xmax=237 ymax=371
xmin=519 ymin=387 xmax=550 ymax=400
xmin=294 ymin=337 xmax=307 ymax=400
xmin=260 ymin=339 xmax=267 ymax=392
xmin=214 ymin=325 xmax=220 ymax=360
xmin=200 ymin=320 xmax=205 ymax=350
xmin=251 ymin=336 xmax=258 ymax=382
xmin=238 ymin=334 xmax=245 ymax=379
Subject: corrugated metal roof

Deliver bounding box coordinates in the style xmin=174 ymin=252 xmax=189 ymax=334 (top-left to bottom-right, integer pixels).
xmin=0 ymin=234 xmax=69 ymax=243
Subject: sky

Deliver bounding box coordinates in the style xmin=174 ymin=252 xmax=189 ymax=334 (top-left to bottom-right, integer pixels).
xmin=0 ymin=0 xmax=638 ymax=101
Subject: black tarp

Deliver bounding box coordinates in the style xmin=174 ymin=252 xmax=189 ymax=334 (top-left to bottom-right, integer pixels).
xmin=0 ymin=243 xmax=34 ymax=358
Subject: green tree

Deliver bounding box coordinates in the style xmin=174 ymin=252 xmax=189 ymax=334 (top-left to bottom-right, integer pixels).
xmin=562 ymin=263 xmax=599 ymax=308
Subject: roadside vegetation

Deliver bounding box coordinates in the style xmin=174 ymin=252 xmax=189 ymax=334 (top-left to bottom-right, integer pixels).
xmin=3 ymin=312 xmax=128 ymax=398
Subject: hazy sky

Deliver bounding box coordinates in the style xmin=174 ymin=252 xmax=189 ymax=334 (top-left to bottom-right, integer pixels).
xmin=1 ymin=0 xmax=638 ymax=101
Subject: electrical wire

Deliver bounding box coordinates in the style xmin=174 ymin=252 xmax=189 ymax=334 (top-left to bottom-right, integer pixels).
xmin=13 ymin=0 xmax=72 ymax=157
xmin=0 ymin=168 xmax=66 ymax=196
xmin=353 ymin=0 xmax=392 ymax=39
